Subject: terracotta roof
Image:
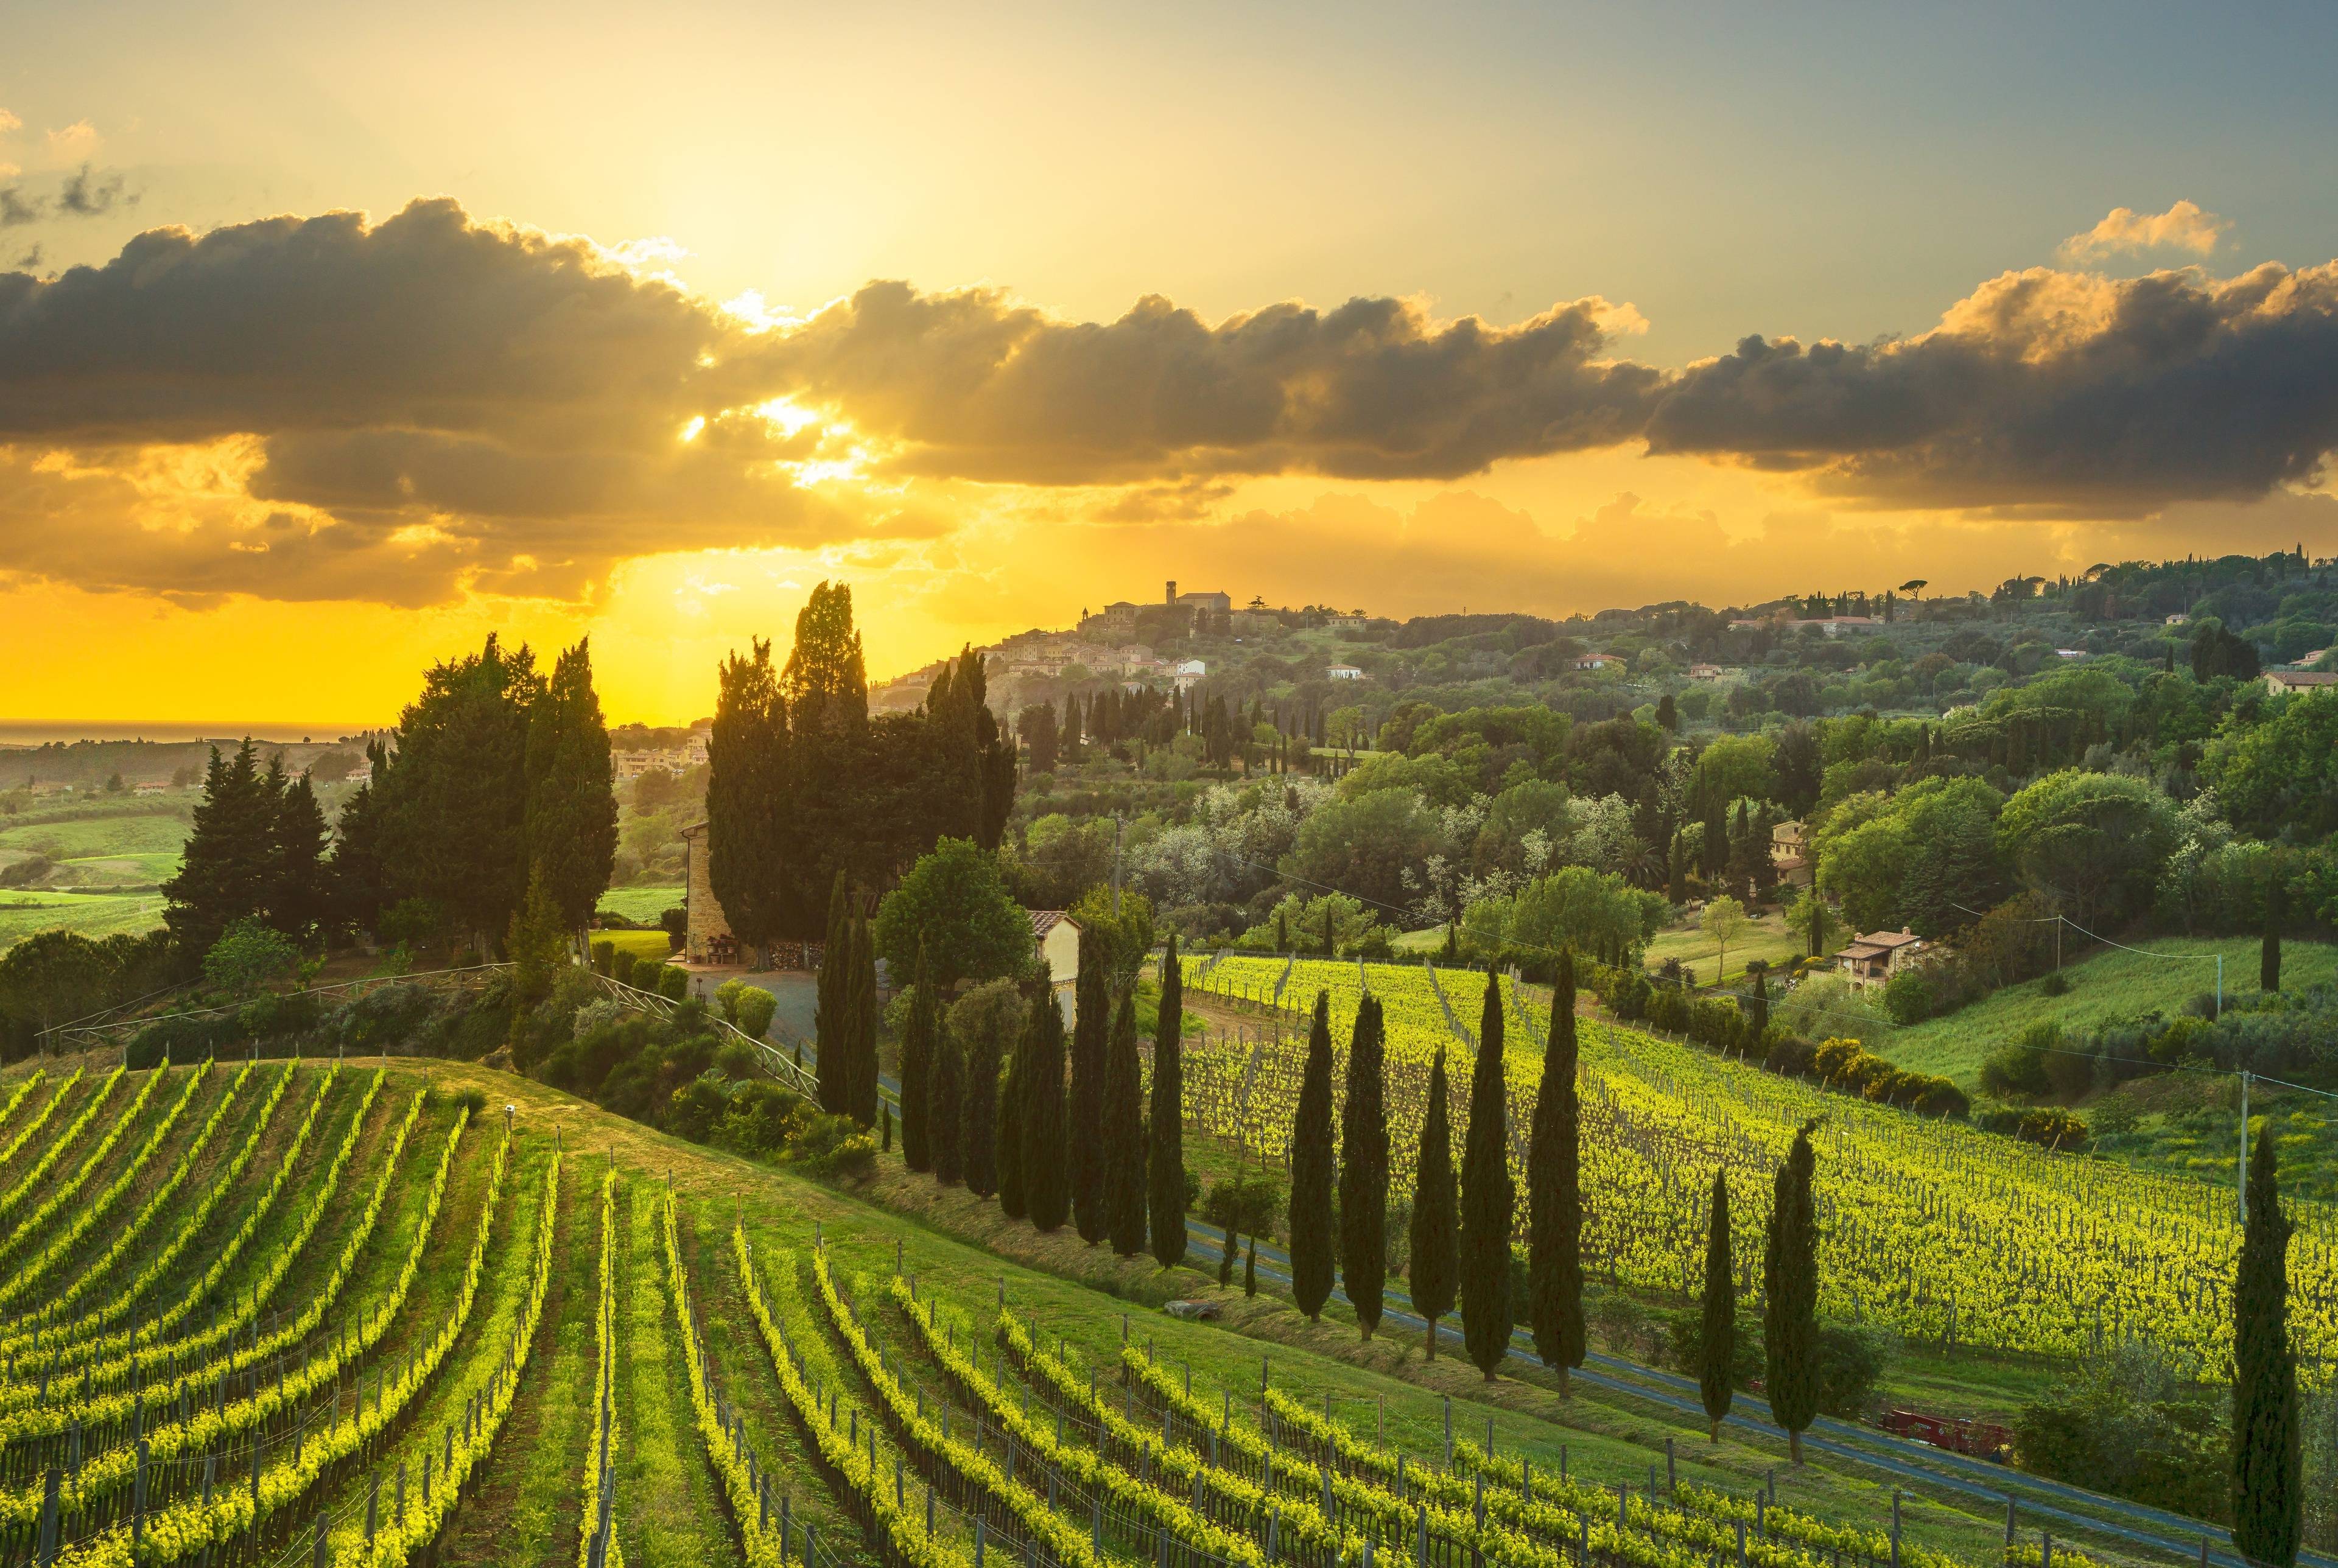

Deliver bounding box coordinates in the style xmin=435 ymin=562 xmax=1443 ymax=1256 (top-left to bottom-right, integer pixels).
xmin=1029 ymin=910 xmax=1079 ymax=939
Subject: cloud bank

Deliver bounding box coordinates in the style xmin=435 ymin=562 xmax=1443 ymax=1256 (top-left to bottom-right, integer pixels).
xmin=3 ymin=197 xmax=2337 ymax=607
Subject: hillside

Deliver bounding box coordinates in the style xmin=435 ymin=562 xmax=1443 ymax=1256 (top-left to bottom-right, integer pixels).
xmin=0 ymin=1045 xmax=2282 ymax=1568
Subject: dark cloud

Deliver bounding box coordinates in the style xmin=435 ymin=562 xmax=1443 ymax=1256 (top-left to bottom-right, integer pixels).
xmin=756 ymin=282 xmax=1663 ymax=483
xmin=0 ymin=189 xmax=39 ymax=228
xmin=1643 ymin=264 xmax=2338 ymax=511
xmin=55 ymin=164 xmax=131 ymax=217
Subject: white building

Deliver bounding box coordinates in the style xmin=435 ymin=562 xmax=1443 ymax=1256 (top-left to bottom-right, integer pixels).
xmin=1173 ymin=658 xmax=1207 ymax=691
xmin=1327 ymin=663 xmax=1363 ymax=681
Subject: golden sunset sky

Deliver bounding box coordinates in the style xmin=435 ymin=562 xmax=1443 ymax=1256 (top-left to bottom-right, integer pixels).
xmin=5 ymin=0 xmax=2338 ymax=726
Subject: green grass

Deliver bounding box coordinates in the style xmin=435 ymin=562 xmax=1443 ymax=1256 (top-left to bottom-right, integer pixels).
xmin=1884 ymin=936 xmax=2338 ymax=1085
xmin=0 ymin=890 xmax=166 ymax=950
xmin=602 ymin=929 xmax=678 ymax=964
xmin=597 ymin=884 xmax=686 ymax=925
xmin=1643 ymin=912 xmax=1802 ymax=987
xmin=0 ymin=809 xmax=191 ymax=862
xmin=614 ymin=1174 xmax=734 ymax=1565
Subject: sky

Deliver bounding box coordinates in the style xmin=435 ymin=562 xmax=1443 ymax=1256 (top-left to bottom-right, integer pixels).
xmin=5 ymin=0 xmax=2338 ymax=726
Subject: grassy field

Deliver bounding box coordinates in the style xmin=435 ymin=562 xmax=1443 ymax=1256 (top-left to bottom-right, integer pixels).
xmin=0 ymin=889 xmax=166 ymax=949
xmin=1883 ymin=935 xmax=2338 ymax=1084
xmin=0 ymin=805 xmax=191 ymax=864
xmin=600 ymin=928 xmax=678 ymax=964
xmin=596 ymin=883 xmax=685 ymax=924
xmin=1643 ymin=910 xmax=1803 ymax=986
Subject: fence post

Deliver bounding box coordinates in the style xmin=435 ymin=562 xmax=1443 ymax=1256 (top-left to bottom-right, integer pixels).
xmin=132 ymin=1437 xmax=150 ymax=1552
xmin=315 ymin=1511 xmax=329 ymax=1568
xmin=367 ymin=1467 xmax=380 ymax=1541
xmin=36 ymin=1467 xmax=60 ymax=1566
xmin=1665 ymin=1438 xmax=1675 ymax=1492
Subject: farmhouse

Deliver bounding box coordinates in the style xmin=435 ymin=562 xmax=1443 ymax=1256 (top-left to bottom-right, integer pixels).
xmin=1327 ymin=663 xmax=1363 ymax=681
xmin=1770 ymin=820 xmax=1812 ymax=887
xmin=2265 ymin=669 xmax=2338 ymax=698
xmin=1835 ymin=927 xmax=1926 ymax=988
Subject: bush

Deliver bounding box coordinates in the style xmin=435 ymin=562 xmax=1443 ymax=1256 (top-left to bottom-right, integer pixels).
xmin=731 ymin=985 xmax=778 ymax=1041
xmin=1980 ymin=1042 xmax=2051 ymax=1097
xmin=2040 ymin=970 xmax=2071 ymax=996
xmin=591 ymin=940 xmax=614 ymax=976
xmin=1814 ymin=1322 xmax=1894 ymax=1418
xmin=610 ymin=950 xmax=639 ymax=989
xmin=656 ymin=964 xmax=689 ymax=1001
xmin=1881 ymin=969 xmax=1934 ymax=1025
xmin=2013 ymin=1346 xmax=2228 ymax=1524
xmin=787 ymin=1112 xmax=877 ymax=1180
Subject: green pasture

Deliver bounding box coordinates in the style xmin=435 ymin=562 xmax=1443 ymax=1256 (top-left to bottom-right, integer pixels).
xmin=595 ymin=884 xmax=686 ymax=924
xmin=1644 ymin=911 xmax=1802 ymax=987
xmin=0 ymin=889 xmax=166 ymax=949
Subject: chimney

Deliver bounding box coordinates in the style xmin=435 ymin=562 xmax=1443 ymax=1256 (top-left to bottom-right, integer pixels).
xmin=1166 ymin=580 xmax=1177 ymax=604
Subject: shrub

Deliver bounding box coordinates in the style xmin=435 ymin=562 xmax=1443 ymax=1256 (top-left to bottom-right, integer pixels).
xmin=1980 ymin=1043 xmax=2051 ymax=1097
xmin=731 ymin=985 xmax=778 ymax=1041
xmin=610 ymin=950 xmax=639 ymax=989
xmin=714 ymin=978 xmax=749 ymax=1024
xmin=2040 ymin=970 xmax=2071 ymax=996
xmin=787 ymin=1112 xmax=877 ymax=1180
xmin=1881 ymin=969 xmax=1934 ymax=1024
xmin=591 ymin=940 xmax=614 ymax=976
xmin=656 ymin=964 xmax=689 ymax=1001
xmin=1814 ymin=1322 xmax=1894 ymax=1418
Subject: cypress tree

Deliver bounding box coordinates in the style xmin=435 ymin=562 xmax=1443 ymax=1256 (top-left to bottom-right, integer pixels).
xmin=1339 ymin=995 xmax=1388 ymax=1340
xmin=523 ymin=638 xmax=619 ymax=950
xmin=963 ymin=1021 xmax=1002 ymax=1200
xmin=1529 ymin=951 xmax=1585 ymax=1391
xmin=2261 ymin=877 xmax=2283 ymax=993
xmin=815 ymin=873 xmax=850 ymax=1114
xmin=1409 ymin=1048 xmax=1459 ymax=1361
xmin=1148 ymin=934 xmax=1187 ymax=1267
xmin=164 ymin=740 xmax=281 ymax=957
xmin=1460 ymin=978 xmax=1515 ymax=1379
xmin=1022 ymin=982 xmax=1071 ymax=1231
xmin=267 ymin=769 xmax=333 ymax=942
xmin=997 ymin=1015 xmax=1028 ymax=1219
xmin=2232 ymin=1125 xmax=2300 ymax=1567
xmin=1103 ymin=985 xmax=1148 ymax=1256
xmin=1321 ymin=903 xmax=1335 ymax=957
xmin=1700 ymin=1170 xmax=1735 ymax=1441
xmin=929 ymin=1023 xmax=964 ymax=1186
xmin=707 ymin=637 xmax=792 ymax=964
xmin=1289 ymin=990 xmax=1337 ymax=1321
xmin=1747 ymin=966 xmax=1771 ymax=1037
xmin=848 ymin=917 xmax=880 ymax=1126
xmin=1764 ymin=1120 xmax=1821 ymax=1462
xmin=1069 ymin=927 xmax=1110 ymax=1244
xmin=899 ymin=943 xmax=937 ymax=1170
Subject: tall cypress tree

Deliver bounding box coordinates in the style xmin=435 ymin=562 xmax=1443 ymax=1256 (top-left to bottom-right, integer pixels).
xmin=1529 ymin=951 xmax=1585 ymax=1390
xmin=523 ymin=638 xmax=619 ymax=948
xmin=1409 ymin=1047 xmax=1459 ymax=1361
xmin=1289 ymin=990 xmax=1337 ymax=1321
xmin=1069 ymin=927 xmax=1111 ymax=1244
xmin=848 ymin=917 xmax=880 ymax=1127
xmin=815 ymin=873 xmax=850 ymax=1115
xmin=1103 ymin=985 xmax=1148 ymax=1256
xmin=1339 ymin=995 xmax=1389 ymax=1340
xmin=1460 ymin=978 xmax=1515 ymax=1379
xmin=1764 ymin=1120 xmax=1820 ymax=1462
xmin=2261 ymin=875 xmax=2283 ymax=993
xmin=1700 ymin=1170 xmax=1735 ymax=1441
xmin=963 ymin=1021 xmax=1001 ymax=1200
xmin=997 ymin=1008 xmax=1028 ymax=1219
xmin=929 ymin=1023 xmax=964 ymax=1185
xmin=1022 ymin=983 xmax=1071 ymax=1231
xmin=900 ymin=943 xmax=938 ymax=1170
xmin=1148 ymin=934 xmax=1187 ymax=1267
xmin=2232 ymin=1125 xmax=2300 ymax=1567
xmin=708 ymin=639 xmax=792 ymax=963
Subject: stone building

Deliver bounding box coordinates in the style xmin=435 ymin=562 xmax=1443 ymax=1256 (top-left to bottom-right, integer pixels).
xmin=678 ymin=821 xmax=739 ymax=965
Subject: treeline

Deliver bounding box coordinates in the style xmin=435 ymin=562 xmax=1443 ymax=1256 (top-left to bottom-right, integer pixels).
xmin=707 ymin=583 xmax=1017 ymax=954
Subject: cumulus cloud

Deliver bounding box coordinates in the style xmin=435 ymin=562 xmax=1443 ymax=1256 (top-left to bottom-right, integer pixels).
xmin=2058 ymin=199 xmax=2228 ymax=263
xmin=1641 ymin=262 xmax=2338 ymax=511
xmin=753 ymin=282 xmax=1664 ymax=483
xmin=5 ymin=194 xmax=2338 ymax=611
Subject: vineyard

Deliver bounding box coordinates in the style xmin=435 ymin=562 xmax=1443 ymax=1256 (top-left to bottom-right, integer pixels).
xmin=0 ymin=1043 xmax=2296 ymax=1568
xmin=1176 ymin=955 xmax=2338 ymax=1385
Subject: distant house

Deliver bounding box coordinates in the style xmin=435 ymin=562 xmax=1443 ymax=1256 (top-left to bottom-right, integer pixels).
xmin=1327 ymin=663 xmax=1363 ymax=681
xmin=1808 ymin=615 xmax=1880 ymax=637
xmin=133 ymin=781 xmax=170 ymax=796
xmin=1173 ymin=658 xmax=1207 ymax=691
xmin=2164 ymin=613 xmax=2191 ymax=627
xmin=1574 ymin=653 xmax=1623 ymax=671
xmin=1164 ymin=580 xmax=1234 ymax=616
xmin=1836 ymin=928 xmax=1926 ymax=988
xmin=1688 ymin=662 xmax=1725 ymax=681
xmin=2265 ymin=670 xmax=2338 ymax=698
xmin=1324 ymin=614 xmax=1367 ymax=631
xmin=2052 ymin=648 xmax=2090 ymax=660
xmin=1771 ymin=821 xmax=1812 ymax=888
xmin=1031 ymin=909 xmax=1083 ymax=1019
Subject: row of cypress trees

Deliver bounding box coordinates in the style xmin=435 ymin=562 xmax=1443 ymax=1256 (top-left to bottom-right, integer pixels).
xmin=893 ymin=928 xmax=1192 ymax=1270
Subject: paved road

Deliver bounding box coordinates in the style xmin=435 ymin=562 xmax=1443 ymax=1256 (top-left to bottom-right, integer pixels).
xmin=1185 ymin=1221 xmax=2331 ymax=1568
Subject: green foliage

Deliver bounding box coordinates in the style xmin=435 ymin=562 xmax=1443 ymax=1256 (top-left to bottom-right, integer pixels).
xmin=2206 ymin=688 xmax=2338 ymax=842
xmin=1998 ymin=769 xmax=2180 ymax=929
xmin=2233 ymin=1125 xmax=2302 ymax=1565
xmin=524 ymin=639 xmax=619 ymax=933
xmin=874 ymin=838 xmax=1032 ymax=990
xmin=203 ymin=915 xmax=301 ymax=999
xmin=707 ymin=636 xmax=794 ymax=956
xmin=1288 ymin=990 xmax=1337 ymax=1320
xmin=1102 ymin=984 xmax=1148 ymax=1256
xmin=2015 ymin=1345 xmax=2230 ymax=1527
xmin=963 ymin=999 xmax=1003 ymax=1200
xmin=1698 ymin=1169 xmax=1735 ymax=1435
xmin=1019 ymin=978 xmax=1071 ymax=1231
xmin=1339 ymin=993 xmax=1389 ymax=1339
xmin=1068 ymin=925 xmax=1109 ymax=1243
xmin=1466 ymin=866 xmax=1667 ymax=971
xmin=1460 ymin=978 xmax=1515 ymax=1376
xmin=655 ymin=963 xmax=689 ymax=1001
xmin=1065 ymin=885 xmax=1155 ymax=980
xmin=899 ymin=945 xmax=938 ymax=1173
xmin=929 ymin=1022 xmax=966 ymax=1186
xmin=1763 ymin=1121 xmax=1821 ymax=1455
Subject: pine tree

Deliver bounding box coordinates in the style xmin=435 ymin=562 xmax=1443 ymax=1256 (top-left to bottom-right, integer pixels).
xmin=1700 ymin=1170 xmax=1735 ymax=1441
xmin=1103 ymin=984 xmax=1148 ymax=1256
xmin=267 ymin=770 xmax=333 ymax=942
xmin=1409 ymin=1047 xmax=1459 ymax=1361
xmin=1339 ymin=994 xmax=1388 ymax=1340
xmin=2232 ymin=1125 xmax=2300 ymax=1567
xmin=1460 ymin=978 xmax=1515 ymax=1379
xmin=1289 ymin=990 xmax=1337 ymax=1321
xmin=505 ymin=862 xmax=569 ymax=1056
xmin=1148 ymin=934 xmax=1187 ymax=1267
xmin=1529 ymin=951 xmax=1585 ymax=1390
xmin=900 ymin=943 xmax=938 ymax=1171
xmin=929 ymin=1023 xmax=964 ymax=1186
xmin=1069 ymin=926 xmax=1110 ymax=1244
xmin=1022 ymin=982 xmax=1071 ymax=1231
xmin=963 ymin=1023 xmax=1001 ymax=1200
xmin=848 ymin=917 xmax=880 ymax=1125
xmin=815 ymin=873 xmax=851 ymax=1115
xmin=707 ymin=639 xmax=792 ymax=962
xmin=164 ymin=740 xmax=281 ymax=957
xmin=524 ymin=639 xmax=619 ymax=947
xmin=1764 ymin=1120 xmax=1821 ymax=1462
